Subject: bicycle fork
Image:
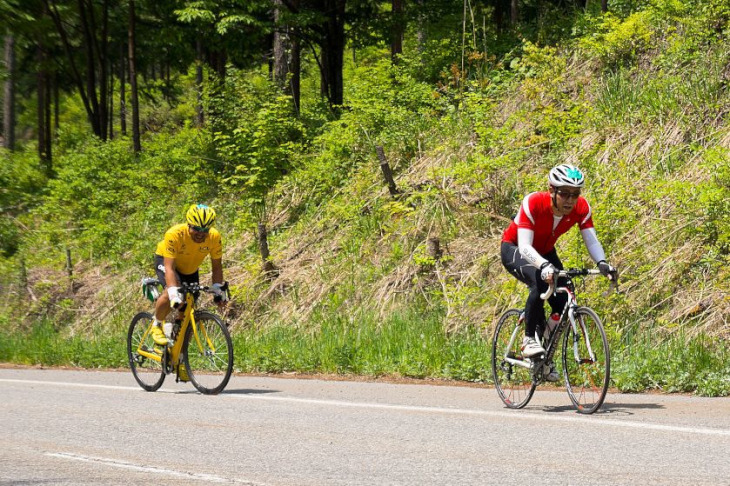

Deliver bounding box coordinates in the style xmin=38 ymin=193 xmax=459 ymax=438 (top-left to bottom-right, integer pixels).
xmin=567 ymin=305 xmax=597 ymax=364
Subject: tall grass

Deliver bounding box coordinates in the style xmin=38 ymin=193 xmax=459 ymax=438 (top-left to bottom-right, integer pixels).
xmin=0 ymin=320 xmax=128 ymax=368
xmin=3 ymin=309 xmax=729 ymax=396
xmin=233 ymin=308 xmax=492 ymax=382
xmin=612 ymin=330 xmax=730 ymax=396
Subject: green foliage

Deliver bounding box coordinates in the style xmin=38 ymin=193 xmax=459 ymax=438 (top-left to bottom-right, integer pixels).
xmin=24 ymin=128 xmax=215 ymax=268
xmin=288 ymin=59 xmax=443 ymax=207
xmin=685 ymin=149 xmax=730 ymax=253
xmin=0 ymin=319 xmax=127 ymax=368
xmin=613 ymin=333 xmax=730 ymax=396
xmin=578 ymin=11 xmax=653 ymax=68
xmin=221 ymin=308 xmax=491 ymax=381
xmin=208 ymin=70 xmax=305 ymax=202
xmin=0 ymin=147 xmax=47 ymax=257
xmin=2 ymin=0 xmax=729 ymax=398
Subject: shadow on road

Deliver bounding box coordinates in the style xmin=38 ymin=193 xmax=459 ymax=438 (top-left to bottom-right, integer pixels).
xmin=222 ymin=388 xmax=280 ymax=395
xmin=540 ymin=401 xmax=665 ymax=415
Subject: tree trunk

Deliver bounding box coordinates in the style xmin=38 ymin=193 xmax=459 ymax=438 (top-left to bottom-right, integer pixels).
xmin=493 ymin=0 xmax=508 ymax=32
xmin=2 ymin=35 xmax=16 ymax=151
xmin=602 ymin=0 xmax=608 ymax=12
xmin=273 ymin=0 xmax=288 ymax=88
xmin=77 ymin=0 xmax=102 ymax=139
xmin=274 ymin=0 xmax=300 ymax=114
xmin=46 ymin=0 xmax=98 ymax=138
xmin=119 ymin=44 xmax=126 ymax=135
xmin=320 ymin=0 xmax=345 ymax=108
xmin=511 ymin=0 xmax=518 ymax=24
xmin=99 ymin=0 xmax=109 ymax=139
xmin=128 ymin=0 xmax=141 ymax=153
xmin=37 ymin=51 xmax=51 ymax=173
xmin=391 ymin=0 xmax=404 ymax=63
xmin=108 ymin=63 xmax=114 ymax=139
xmin=416 ymin=0 xmax=426 ymax=54
xmin=37 ymin=3 xmax=52 ymax=169
xmin=289 ymin=29 xmax=300 ymax=115
xmin=54 ymin=71 xmax=59 ymax=138
xmin=208 ymin=49 xmax=227 ymax=79
xmin=44 ymin=73 xmax=52 ymax=168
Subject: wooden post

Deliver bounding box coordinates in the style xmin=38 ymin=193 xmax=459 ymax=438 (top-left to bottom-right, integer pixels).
xmin=257 ymin=223 xmax=278 ymax=276
xmin=426 ymin=237 xmax=442 ymax=261
xmin=65 ymin=247 xmax=74 ymax=293
xmin=376 ymin=146 xmax=398 ymax=196
xmin=18 ymin=255 xmax=27 ymax=296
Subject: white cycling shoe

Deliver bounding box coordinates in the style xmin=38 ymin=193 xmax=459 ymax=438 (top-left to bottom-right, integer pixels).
xmin=521 ymin=337 xmax=545 ymax=358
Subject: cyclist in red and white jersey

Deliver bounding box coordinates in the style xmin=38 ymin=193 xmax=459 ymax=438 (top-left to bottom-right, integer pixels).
xmin=501 ymin=164 xmax=616 ymax=380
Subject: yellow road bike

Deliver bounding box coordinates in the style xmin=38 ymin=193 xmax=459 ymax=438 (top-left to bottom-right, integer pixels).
xmin=127 ymin=280 xmax=234 ymax=395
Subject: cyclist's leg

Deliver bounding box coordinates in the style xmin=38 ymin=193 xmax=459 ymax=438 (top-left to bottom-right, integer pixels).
xmin=501 ymin=242 xmax=544 ymax=340
xmin=153 ymin=254 xmax=173 ymax=322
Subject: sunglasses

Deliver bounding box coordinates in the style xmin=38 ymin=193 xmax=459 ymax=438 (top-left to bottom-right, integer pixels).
xmin=555 ymin=189 xmax=581 ymax=200
xmin=189 ymin=225 xmax=210 ymax=233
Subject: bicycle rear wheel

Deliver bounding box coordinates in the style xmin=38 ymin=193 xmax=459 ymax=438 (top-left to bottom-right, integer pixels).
xmin=562 ymin=306 xmax=610 ymax=414
xmin=492 ymin=309 xmax=536 ymax=409
xmin=127 ymin=312 xmax=165 ymax=392
xmin=183 ymin=311 xmax=233 ymax=395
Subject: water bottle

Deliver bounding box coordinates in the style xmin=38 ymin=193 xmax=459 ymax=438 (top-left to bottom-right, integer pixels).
xmin=545 ymin=313 xmax=560 ymax=339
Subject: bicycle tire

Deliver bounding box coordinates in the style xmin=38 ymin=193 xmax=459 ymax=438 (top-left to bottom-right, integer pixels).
xmin=492 ymin=308 xmax=536 ymax=409
xmin=127 ymin=311 xmax=166 ymax=392
xmin=183 ymin=310 xmax=233 ymax=395
xmin=562 ymin=306 xmax=610 ymax=414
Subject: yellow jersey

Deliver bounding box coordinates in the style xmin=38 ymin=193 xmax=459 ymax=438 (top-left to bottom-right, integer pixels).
xmin=155 ymin=224 xmax=223 ymax=275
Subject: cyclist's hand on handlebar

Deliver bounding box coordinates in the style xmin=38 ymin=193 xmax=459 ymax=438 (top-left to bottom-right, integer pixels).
xmin=598 ymin=260 xmax=618 ymax=281
xmin=540 ymin=262 xmax=556 ymax=283
xmin=167 ymin=286 xmax=183 ymax=308
xmin=212 ymin=282 xmax=229 ymax=303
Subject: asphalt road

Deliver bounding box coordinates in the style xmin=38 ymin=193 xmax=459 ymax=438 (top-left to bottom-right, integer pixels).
xmin=1 ymin=368 xmax=730 ymax=485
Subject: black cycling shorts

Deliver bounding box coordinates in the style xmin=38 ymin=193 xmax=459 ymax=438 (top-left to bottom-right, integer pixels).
xmin=153 ymin=254 xmax=199 ymax=288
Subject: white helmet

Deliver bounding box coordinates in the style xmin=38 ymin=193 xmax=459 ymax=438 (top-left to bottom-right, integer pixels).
xmin=548 ymin=164 xmax=585 ymax=188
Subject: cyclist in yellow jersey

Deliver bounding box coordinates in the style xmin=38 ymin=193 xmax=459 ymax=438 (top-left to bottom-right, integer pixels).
xmin=150 ymin=204 xmax=227 ymax=347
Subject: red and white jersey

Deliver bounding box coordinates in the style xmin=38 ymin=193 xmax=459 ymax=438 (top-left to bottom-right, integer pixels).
xmin=502 ymin=191 xmax=594 ymax=255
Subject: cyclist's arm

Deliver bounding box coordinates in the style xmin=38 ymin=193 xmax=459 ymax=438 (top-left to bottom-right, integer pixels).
xmin=163 ymin=257 xmax=178 ymax=288
xmin=517 ymin=228 xmax=549 ymax=269
xmin=580 ymin=227 xmax=606 ymax=263
xmin=211 ymin=258 xmax=223 ymax=285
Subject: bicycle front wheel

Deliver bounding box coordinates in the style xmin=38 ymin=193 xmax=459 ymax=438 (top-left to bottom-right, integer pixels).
xmin=183 ymin=311 xmax=234 ymax=395
xmin=562 ymin=307 xmax=610 ymax=414
xmin=127 ymin=312 xmax=165 ymax=392
xmin=492 ymin=309 xmax=536 ymax=409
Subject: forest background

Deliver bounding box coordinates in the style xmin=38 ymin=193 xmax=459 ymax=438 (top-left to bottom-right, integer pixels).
xmin=1 ymin=0 xmax=729 ymax=395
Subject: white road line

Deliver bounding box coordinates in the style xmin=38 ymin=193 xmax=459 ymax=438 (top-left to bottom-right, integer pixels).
xmin=45 ymin=452 xmax=261 ymax=485
xmin=4 ymin=378 xmax=730 ymax=438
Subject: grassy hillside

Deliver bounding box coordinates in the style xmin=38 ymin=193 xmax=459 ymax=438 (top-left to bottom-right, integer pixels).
xmin=1 ymin=1 xmax=728 ymax=394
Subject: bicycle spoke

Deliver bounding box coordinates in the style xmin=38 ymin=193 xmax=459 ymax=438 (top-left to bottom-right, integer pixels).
xmin=492 ymin=309 xmax=536 ymax=409
xmin=184 ymin=311 xmax=233 ymax=395
xmin=127 ymin=312 xmax=165 ymax=392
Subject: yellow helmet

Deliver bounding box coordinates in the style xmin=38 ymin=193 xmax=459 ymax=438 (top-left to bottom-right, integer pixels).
xmin=186 ymin=204 xmax=216 ymax=230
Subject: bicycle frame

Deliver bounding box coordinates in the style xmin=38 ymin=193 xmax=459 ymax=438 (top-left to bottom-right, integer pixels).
xmin=500 ymin=269 xmax=601 ymax=374
xmin=133 ymin=286 xmax=215 ymax=374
